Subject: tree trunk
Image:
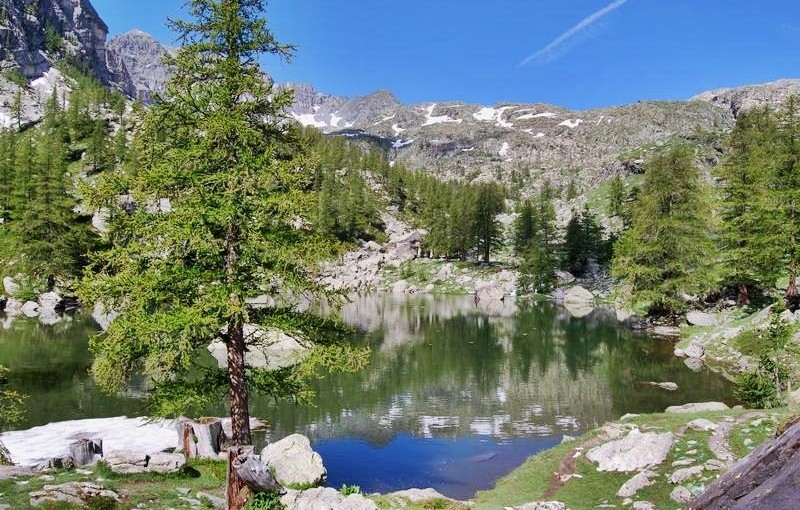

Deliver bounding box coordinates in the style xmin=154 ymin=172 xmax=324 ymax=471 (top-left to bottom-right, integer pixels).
xmin=227 ymin=321 xmax=252 ymax=446
xmin=786 ymin=260 xmax=798 ymax=310
xmin=737 ymin=284 xmax=750 ymax=306
xmin=224 ymin=219 xmax=251 ymax=447
xmin=226 ymin=447 xmax=252 ymax=510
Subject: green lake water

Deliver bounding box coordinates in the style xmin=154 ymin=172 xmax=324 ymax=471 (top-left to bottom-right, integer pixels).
xmin=0 ymin=295 xmax=734 ymax=498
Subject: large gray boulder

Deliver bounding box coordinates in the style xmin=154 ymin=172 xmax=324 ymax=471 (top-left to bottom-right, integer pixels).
xmin=281 ymin=487 xmax=377 ymax=510
xmin=261 ymin=434 xmax=326 ymax=488
xmin=563 ymin=285 xmax=594 ymax=306
xmin=2 ymin=277 xmax=19 ymax=296
xmin=617 ymin=470 xmax=657 ymax=498
xmin=687 ymin=311 xmax=718 ymax=327
xmin=587 ymin=429 xmax=674 ymax=472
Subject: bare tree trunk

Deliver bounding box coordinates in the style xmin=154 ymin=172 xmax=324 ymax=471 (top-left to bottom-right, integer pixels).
xmin=226 ymin=447 xmax=252 ymax=510
xmin=787 ymin=260 xmax=798 ymax=309
xmin=224 ymin=218 xmax=252 ymax=447
xmin=227 ymin=321 xmax=252 ymax=446
xmin=737 ymin=284 xmax=750 ymax=306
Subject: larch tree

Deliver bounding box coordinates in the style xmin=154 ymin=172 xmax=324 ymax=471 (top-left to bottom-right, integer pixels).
xmin=80 ymin=0 xmax=365 ymax=447
xmin=612 ymin=147 xmax=718 ymax=313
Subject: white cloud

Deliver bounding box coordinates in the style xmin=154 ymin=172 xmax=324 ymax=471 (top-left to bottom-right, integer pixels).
xmin=518 ymin=0 xmax=632 ymax=67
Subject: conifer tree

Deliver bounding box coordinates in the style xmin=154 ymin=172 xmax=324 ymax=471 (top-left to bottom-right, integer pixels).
xmin=471 ymin=182 xmax=505 ymax=263
xmin=612 ymin=147 xmax=717 ymax=313
xmin=513 ymin=199 xmax=535 ymax=255
xmin=608 ymin=175 xmax=626 ymax=218
xmin=80 ymin=0 xmax=365 ymax=446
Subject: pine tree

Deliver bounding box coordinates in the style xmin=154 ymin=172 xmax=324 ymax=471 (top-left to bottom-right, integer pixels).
xmin=513 ymin=199 xmax=535 ymax=255
xmin=608 ymin=175 xmax=626 ymax=218
xmin=517 ymin=190 xmax=559 ymax=293
xmin=612 ymin=147 xmax=718 ymax=313
xmin=80 ymin=0 xmax=365 ymax=447
xmin=776 ymin=97 xmax=800 ymax=305
xmin=471 ymin=183 xmax=505 ymax=263
xmin=717 ymin=106 xmax=784 ymax=304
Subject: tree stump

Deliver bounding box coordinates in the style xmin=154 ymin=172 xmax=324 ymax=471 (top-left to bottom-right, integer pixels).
xmin=234 ymin=450 xmax=282 ymax=494
xmin=179 ymin=418 xmax=226 ymax=459
xmin=226 ymin=446 xmax=253 ymax=510
xmin=69 ymin=439 xmax=103 ymax=467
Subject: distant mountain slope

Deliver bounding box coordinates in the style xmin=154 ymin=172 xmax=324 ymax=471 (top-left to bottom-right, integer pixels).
xmin=691 ymin=79 xmax=800 ymax=117
xmin=106 ymin=29 xmax=173 ymax=103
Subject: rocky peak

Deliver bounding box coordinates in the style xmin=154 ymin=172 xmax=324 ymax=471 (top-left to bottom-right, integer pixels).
xmin=106 ymin=29 xmax=173 ymax=103
xmin=0 ymin=0 xmax=115 ymax=85
xmin=691 ymin=79 xmax=800 ymax=117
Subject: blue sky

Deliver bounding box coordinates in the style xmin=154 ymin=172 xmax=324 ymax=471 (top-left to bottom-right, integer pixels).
xmin=90 ymin=0 xmax=800 ymax=110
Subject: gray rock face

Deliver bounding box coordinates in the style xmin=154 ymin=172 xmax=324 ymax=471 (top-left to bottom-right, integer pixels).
xmin=387 ymin=488 xmax=453 ymax=503
xmin=208 ymin=324 xmax=310 ymax=371
xmin=687 ymin=311 xmax=719 ymax=327
xmin=29 ymin=482 xmax=119 ymax=507
xmin=281 ymin=487 xmax=377 ymax=510
xmin=261 ymin=434 xmax=326 ymax=488
xmin=106 ymin=30 xmax=173 ymax=103
xmin=692 ymin=79 xmax=800 ymax=118
xmin=691 ymin=419 xmax=800 ymax=509
xmin=587 ymin=429 xmax=674 ymax=472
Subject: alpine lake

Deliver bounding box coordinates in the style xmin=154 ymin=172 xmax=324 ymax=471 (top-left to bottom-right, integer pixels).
xmin=0 ymin=294 xmax=734 ymax=499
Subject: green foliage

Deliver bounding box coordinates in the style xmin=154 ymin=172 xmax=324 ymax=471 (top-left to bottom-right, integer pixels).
xmin=86 ymin=496 xmax=118 ymax=510
xmin=80 ymin=0 xmax=367 ymax=445
xmin=339 ymin=484 xmax=362 ymax=496
xmin=246 ymin=491 xmax=284 ymax=510
xmin=562 ymin=208 xmax=611 ymax=276
xmin=517 ymin=189 xmax=559 ymax=293
xmin=612 ymin=147 xmax=718 ymax=314
xmin=607 ymin=175 xmax=626 ymax=218
xmin=0 ymin=365 xmax=25 ymax=431
xmin=2 ymin=69 xmax=27 ymax=88
xmin=733 ymin=308 xmax=798 ymax=408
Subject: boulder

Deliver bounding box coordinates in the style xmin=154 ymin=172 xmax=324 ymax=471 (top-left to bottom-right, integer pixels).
xmin=563 ymin=285 xmax=594 ymax=306
xmin=691 ymin=418 xmax=800 ymax=509
xmin=21 ymin=301 xmax=40 ymax=318
xmin=669 ymin=465 xmax=704 ymax=484
xmin=651 ymin=326 xmax=681 ymax=337
xmin=645 ymin=381 xmax=679 ymax=391
xmin=281 ymin=487 xmax=377 ymax=510
xmin=684 ymin=357 xmax=705 ymax=372
xmin=103 ymin=451 xmax=185 ymax=474
xmin=388 ymin=488 xmax=453 ymax=503
xmin=632 ymin=503 xmax=656 ymax=510
xmin=508 ymin=503 xmax=566 ymax=510
xmin=587 ymin=429 xmax=674 ymax=472
xmin=91 ymin=302 xmax=118 ymax=331
xmin=29 ymin=482 xmax=119 ymax=508
xmin=4 ymin=299 xmax=22 ymax=314
xmin=2 ymin=277 xmax=20 ymax=296
xmin=392 ymin=280 xmax=415 ymax=295
xmin=687 ymin=418 xmax=718 ymax=432
xmin=617 ymin=469 xmax=656 ymax=498
xmin=665 ymin=402 xmax=729 ymax=414
xmin=38 ymin=292 xmax=62 ymax=311
xmin=261 ymin=434 xmax=326 ymax=488
xmin=780 ymin=309 xmax=797 ymax=325
xmin=476 ymin=282 xmax=505 ymax=302
xmin=554 ymin=270 xmax=576 ymax=285
xmin=208 ymin=325 xmax=309 ymax=370
xmin=687 ymin=311 xmax=719 ymax=327
xmin=671 ymin=486 xmax=693 ymax=504
xmin=683 ymin=342 xmax=705 ymax=359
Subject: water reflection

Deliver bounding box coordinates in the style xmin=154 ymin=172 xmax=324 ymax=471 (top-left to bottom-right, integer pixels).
xmin=0 ymin=296 xmax=733 ymax=498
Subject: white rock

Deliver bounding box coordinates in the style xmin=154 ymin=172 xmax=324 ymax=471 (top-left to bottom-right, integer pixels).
xmin=632 ymin=502 xmax=656 ymax=510
xmin=563 ymin=285 xmax=594 ymax=306
xmin=392 ymin=280 xmax=415 ymax=295
xmin=684 ymin=357 xmax=705 ymax=372
xmin=686 ymin=311 xmax=718 ymax=327
xmin=91 ymin=302 xmax=118 ymax=331
xmin=29 ymin=482 xmax=119 ymax=508
xmin=587 ymin=429 xmax=674 ymax=472
xmin=669 ymin=465 xmax=704 ymax=484
xmin=554 ymin=270 xmax=575 ymax=285
xmin=686 ymin=418 xmax=718 ymax=431
xmin=261 ymin=434 xmax=326 ymax=488
xmin=651 ymin=326 xmax=681 ymax=337
xmin=617 ymin=470 xmax=656 ymax=498
xmin=665 ymin=402 xmax=729 ymax=414
xmin=780 ymin=309 xmax=797 ymax=324
xmin=645 ymin=382 xmax=678 ymax=391
xmin=21 ymin=301 xmax=40 ymax=318
xmin=683 ymin=342 xmax=705 ymax=359
xmin=4 ymin=299 xmax=23 ymax=315
xmin=670 ymin=486 xmax=693 ymax=504
xmin=507 ymin=503 xmax=566 ymax=510
xmin=388 ymin=488 xmax=452 ymax=503
xmin=281 ymin=488 xmax=377 ymax=510
xmin=476 ymin=282 xmax=505 ymax=302
xmin=2 ymin=276 xmax=19 ymax=296
xmin=38 ymin=292 xmax=62 ymax=311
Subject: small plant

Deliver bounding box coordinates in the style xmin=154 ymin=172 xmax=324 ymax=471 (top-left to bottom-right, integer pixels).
xmin=339 ymin=484 xmax=361 ymax=496
xmin=88 ymin=496 xmax=119 ymax=510
xmin=423 ymin=498 xmax=449 ymax=510
xmin=246 ymin=491 xmax=284 ymax=510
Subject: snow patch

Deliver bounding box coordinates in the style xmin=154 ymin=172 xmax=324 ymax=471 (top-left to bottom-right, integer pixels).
xmin=392 ymin=124 xmax=407 ymax=135
xmin=291 ymin=112 xmax=328 ymax=129
xmin=498 ymin=142 xmax=511 ymax=158
xmin=374 ymin=114 xmax=396 ymax=125
xmin=1 ymin=417 xmax=178 ymax=466
xmin=392 ymin=139 xmax=414 ymax=149
xmin=473 ymin=106 xmax=514 ymax=128
xmin=558 ymin=118 xmax=583 ymax=129
xmin=522 ymin=129 xmax=546 ymax=138
xmin=461 ymin=147 xmax=476 ymax=152
xmin=422 ymin=104 xmax=462 ymax=126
